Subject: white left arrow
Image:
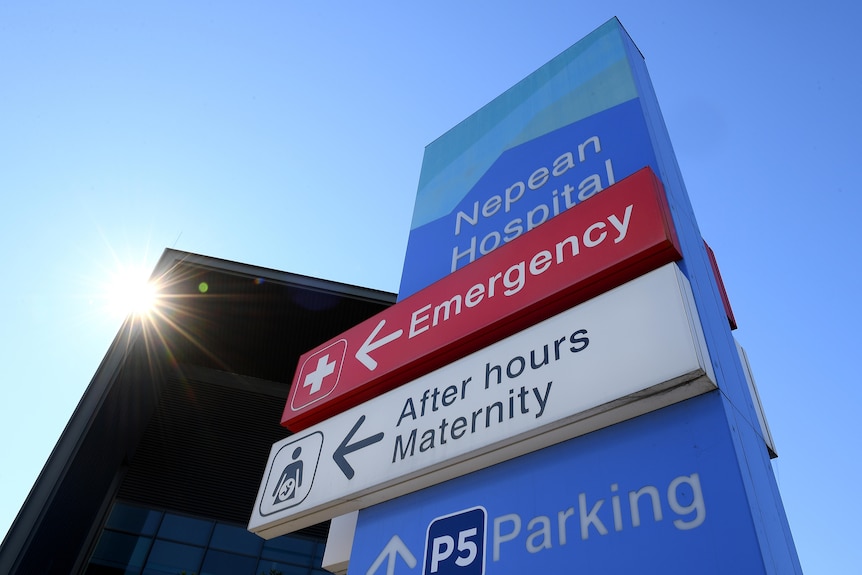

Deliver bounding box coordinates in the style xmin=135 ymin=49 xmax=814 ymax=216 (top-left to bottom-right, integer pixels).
xmin=366 ymin=535 xmax=417 ymax=575
xmin=356 ymin=319 xmax=403 ymax=370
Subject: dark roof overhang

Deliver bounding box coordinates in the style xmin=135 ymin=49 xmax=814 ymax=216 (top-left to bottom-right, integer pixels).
xmin=0 ymin=249 xmax=395 ymax=574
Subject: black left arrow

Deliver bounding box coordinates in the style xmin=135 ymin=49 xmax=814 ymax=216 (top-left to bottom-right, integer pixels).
xmin=333 ymin=415 xmax=384 ymax=480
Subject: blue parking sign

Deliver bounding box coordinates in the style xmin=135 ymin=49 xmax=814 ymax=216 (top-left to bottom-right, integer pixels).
xmin=423 ymin=507 xmax=487 ymax=575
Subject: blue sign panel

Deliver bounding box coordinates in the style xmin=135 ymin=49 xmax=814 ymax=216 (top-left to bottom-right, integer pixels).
xmin=386 ymin=17 xmax=802 ymax=573
xmin=399 ymin=19 xmax=653 ymax=299
xmin=401 ymin=99 xmax=657 ymax=298
xmin=423 ymin=507 xmax=486 ymax=575
xmin=351 ymin=393 xmax=764 ymax=574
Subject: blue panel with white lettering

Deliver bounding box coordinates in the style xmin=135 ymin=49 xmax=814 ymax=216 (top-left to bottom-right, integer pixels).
xmin=350 ymin=392 xmax=766 ymax=575
xmin=423 ymin=507 xmax=486 ymax=575
xmin=398 ymin=19 xmax=658 ymax=300
xmin=399 ymin=99 xmax=657 ymax=299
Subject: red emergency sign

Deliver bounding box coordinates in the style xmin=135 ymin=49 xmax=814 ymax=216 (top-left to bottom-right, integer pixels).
xmin=283 ymin=167 xmax=680 ymax=431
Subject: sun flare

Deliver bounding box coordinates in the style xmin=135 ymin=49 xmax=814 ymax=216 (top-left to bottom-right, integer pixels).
xmin=105 ymin=265 xmax=159 ymax=319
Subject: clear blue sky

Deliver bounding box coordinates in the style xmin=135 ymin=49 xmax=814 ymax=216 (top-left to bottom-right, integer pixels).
xmin=1 ymin=2 xmax=859 ymax=572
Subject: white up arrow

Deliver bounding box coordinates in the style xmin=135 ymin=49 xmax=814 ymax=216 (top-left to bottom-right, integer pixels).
xmin=355 ymin=319 xmax=403 ymax=370
xmin=366 ymin=535 xmax=417 ymax=575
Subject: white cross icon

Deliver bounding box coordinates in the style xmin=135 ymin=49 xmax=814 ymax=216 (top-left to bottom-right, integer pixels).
xmin=303 ymin=354 xmax=336 ymax=395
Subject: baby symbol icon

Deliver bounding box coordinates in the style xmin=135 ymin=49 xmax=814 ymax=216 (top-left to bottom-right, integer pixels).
xmin=273 ymin=447 xmax=303 ymax=504
xmin=260 ymin=431 xmax=323 ymax=516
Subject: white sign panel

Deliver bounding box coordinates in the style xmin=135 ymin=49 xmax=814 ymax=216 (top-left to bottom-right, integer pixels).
xmin=249 ymin=263 xmax=715 ymax=538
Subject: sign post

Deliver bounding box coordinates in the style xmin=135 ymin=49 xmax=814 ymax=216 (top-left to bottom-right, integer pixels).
xmin=343 ymin=16 xmax=801 ymax=575
xmin=250 ymin=17 xmax=802 ymax=575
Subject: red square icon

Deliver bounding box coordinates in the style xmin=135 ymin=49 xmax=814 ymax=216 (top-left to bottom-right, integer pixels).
xmin=290 ymin=339 xmax=347 ymax=412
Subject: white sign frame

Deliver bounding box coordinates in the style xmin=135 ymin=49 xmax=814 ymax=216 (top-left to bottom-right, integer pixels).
xmin=249 ymin=263 xmax=715 ymax=538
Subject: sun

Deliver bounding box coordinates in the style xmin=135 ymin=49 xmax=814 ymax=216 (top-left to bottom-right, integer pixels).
xmin=104 ymin=264 xmax=159 ymax=319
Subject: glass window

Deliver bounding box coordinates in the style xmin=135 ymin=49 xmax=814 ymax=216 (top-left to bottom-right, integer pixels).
xmin=261 ymin=535 xmax=316 ymax=566
xmin=105 ymin=502 xmax=163 ymax=536
xmin=157 ymin=513 xmax=214 ymax=546
xmin=142 ymin=540 xmax=205 ymax=575
xmin=86 ymin=502 xmax=326 ymax=575
xmin=199 ymin=549 xmax=258 ymax=575
xmin=88 ymin=531 xmax=151 ymax=573
xmin=209 ymin=523 xmax=262 ymax=556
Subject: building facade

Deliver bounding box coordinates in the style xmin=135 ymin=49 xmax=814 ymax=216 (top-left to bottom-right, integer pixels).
xmin=0 ymin=249 xmax=395 ymax=574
